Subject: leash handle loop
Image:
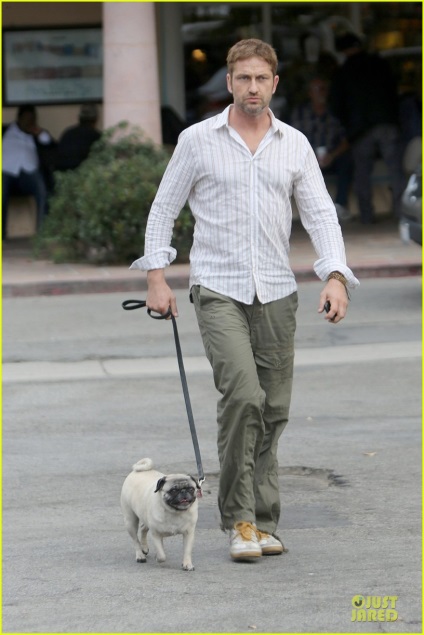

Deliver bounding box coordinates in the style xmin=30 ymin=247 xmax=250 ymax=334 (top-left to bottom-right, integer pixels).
xmin=122 ymin=299 xmax=172 ymax=320
xmin=122 ymin=299 xmax=146 ymax=310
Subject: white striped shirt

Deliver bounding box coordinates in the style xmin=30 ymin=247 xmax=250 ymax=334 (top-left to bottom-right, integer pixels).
xmin=2 ymin=122 xmax=51 ymax=176
xmin=131 ymin=105 xmax=359 ymax=304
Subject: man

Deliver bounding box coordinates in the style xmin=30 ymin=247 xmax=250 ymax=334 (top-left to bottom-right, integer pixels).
xmin=131 ymin=39 xmax=359 ymax=561
xmin=2 ymin=105 xmax=55 ymax=239
xmin=329 ymin=32 xmax=405 ymax=224
xmin=291 ymin=76 xmax=353 ymax=221
xmin=55 ymin=104 xmax=101 ymax=171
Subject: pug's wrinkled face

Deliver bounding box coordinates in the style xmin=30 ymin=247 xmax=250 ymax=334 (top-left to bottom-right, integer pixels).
xmin=155 ymin=477 xmax=198 ymax=510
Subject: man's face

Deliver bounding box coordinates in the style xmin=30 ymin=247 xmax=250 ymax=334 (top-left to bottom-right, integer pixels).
xmin=309 ymin=79 xmax=328 ymax=107
xmin=227 ymin=56 xmax=279 ymax=117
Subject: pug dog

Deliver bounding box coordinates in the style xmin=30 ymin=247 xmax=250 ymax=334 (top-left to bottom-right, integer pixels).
xmin=120 ymin=458 xmax=200 ymax=571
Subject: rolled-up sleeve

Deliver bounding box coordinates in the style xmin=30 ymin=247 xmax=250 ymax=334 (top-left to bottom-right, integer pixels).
xmin=130 ymin=131 xmax=196 ymax=271
xmin=294 ymin=141 xmax=360 ymax=289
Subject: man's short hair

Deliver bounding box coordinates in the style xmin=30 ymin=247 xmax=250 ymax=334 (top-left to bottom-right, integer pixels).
xmin=79 ymin=103 xmax=98 ymax=123
xmin=17 ymin=104 xmax=36 ymax=119
xmin=226 ymin=39 xmax=278 ymax=76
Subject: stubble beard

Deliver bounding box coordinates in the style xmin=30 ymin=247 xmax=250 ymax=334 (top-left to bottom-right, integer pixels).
xmin=239 ymin=98 xmax=268 ymax=117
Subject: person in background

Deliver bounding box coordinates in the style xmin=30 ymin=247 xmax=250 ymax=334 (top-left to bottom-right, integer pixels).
xmin=290 ymin=76 xmax=353 ymax=221
xmin=2 ymin=104 xmax=55 ymax=240
xmin=397 ymin=67 xmax=422 ymax=151
xmin=282 ymin=30 xmax=339 ymax=115
xmin=55 ymin=104 xmax=101 ymax=171
xmin=131 ymin=39 xmax=359 ymax=562
xmin=329 ymin=32 xmax=406 ymax=224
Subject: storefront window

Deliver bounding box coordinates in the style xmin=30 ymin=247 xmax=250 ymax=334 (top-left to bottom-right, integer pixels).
xmin=181 ymin=2 xmax=421 ymax=126
xmin=182 ymin=3 xmax=264 ymax=123
xmin=362 ymin=2 xmax=422 ymax=117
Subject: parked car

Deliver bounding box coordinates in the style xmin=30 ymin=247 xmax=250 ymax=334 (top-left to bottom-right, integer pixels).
xmin=399 ymin=167 xmax=422 ymax=246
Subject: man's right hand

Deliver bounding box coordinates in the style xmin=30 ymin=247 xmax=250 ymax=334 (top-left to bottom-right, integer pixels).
xmin=146 ymin=269 xmax=178 ymax=318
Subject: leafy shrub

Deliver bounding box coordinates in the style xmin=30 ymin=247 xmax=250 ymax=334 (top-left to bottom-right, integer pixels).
xmin=34 ymin=122 xmax=194 ymax=264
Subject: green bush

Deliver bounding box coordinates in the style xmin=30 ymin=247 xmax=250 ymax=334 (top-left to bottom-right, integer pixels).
xmin=34 ymin=122 xmax=194 ymax=264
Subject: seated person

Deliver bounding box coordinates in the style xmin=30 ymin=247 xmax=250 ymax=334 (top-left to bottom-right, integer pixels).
xmin=2 ymin=104 xmax=55 ymax=239
xmin=290 ymin=76 xmax=353 ymax=220
xmin=55 ymin=104 xmax=101 ymax=171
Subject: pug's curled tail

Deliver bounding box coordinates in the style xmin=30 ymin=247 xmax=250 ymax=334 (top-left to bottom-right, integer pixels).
xmin=132 ymin=458 xmax=154 ymax=472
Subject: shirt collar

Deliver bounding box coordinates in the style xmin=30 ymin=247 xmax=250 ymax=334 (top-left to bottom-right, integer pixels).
xmin=212 ymin=104 xmax=284 ymax=137
xmin=212 ymin=105 xmax=232 ymax=129
xmin=268 ymin=109 xmax=284 ymax=137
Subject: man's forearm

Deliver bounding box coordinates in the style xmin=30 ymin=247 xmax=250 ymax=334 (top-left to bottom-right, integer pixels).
xmin=147 ymin=268 xmax=166 ymax=285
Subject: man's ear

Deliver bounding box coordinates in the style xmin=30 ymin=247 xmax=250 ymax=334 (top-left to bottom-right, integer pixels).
xmin=226 ymin=73 xmax=233 ymax=94
xmin=272 ymin=75 xmax=279 ymax=94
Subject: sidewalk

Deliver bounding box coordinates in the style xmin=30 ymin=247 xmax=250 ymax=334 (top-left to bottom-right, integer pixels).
xmin=2 ymin=215 xmax=421 ymax=298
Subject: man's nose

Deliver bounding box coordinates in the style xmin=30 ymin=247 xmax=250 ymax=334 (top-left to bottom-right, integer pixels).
xmin=249 ymin=80 xmax=258 ymax=93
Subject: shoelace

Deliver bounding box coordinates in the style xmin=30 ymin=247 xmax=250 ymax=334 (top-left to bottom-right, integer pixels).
xmin=234 ymin=521 xmax=260 ymax=541
xmin=256 ymin=529 xmax=270 ymax=541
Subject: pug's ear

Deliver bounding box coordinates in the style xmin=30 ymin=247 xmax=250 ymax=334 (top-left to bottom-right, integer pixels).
xmin=190 ymin=476 xmax=203 ymax=498
xmin=190 ymin=476 xmax=201 ymax=490
xmin=154 ymin=477 xmax=167 ymax=493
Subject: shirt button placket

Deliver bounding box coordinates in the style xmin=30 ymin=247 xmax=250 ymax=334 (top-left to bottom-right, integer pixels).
xmin=251 ymin=158 xmax=260 ymax=299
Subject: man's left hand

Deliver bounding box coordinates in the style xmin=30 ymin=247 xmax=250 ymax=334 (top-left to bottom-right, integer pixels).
xmin=318 ymin=278 xmax=349 ymax=323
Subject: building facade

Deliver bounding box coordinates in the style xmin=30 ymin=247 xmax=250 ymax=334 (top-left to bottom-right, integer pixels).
xmin=2 ymin=2 xmax=422 ymax=143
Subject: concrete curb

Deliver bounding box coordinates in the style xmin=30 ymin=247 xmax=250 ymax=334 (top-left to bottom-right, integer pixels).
xmin=2 ymin=263 xmax=422 ymax=298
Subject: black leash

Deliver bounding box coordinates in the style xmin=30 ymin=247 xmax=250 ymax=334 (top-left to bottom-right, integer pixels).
xmin=122 ymin=299 xmax=205 ymax=487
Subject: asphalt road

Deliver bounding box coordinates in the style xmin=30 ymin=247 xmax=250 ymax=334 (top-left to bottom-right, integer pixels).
xmin=2 ymin=277 xmax=422 ymax=633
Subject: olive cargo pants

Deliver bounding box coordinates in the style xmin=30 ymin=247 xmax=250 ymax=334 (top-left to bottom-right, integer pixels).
xmin=191 ymin=285 xmax=298 ymax=533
